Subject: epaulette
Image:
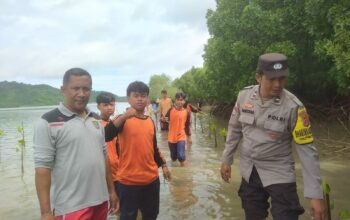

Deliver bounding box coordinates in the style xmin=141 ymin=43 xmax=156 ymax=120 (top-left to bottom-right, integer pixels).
xmin=284 ymin=89 xmax=303 ymax=106
xmin=243 ymin=85 xmax=255 ymax=90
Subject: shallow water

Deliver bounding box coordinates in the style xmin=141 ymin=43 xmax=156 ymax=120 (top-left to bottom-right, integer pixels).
xmin=0 ymin=104 xmax=349 ymax=220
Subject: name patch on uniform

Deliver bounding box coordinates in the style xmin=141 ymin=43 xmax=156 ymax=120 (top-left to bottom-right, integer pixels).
xmin=242 ymin=109 xmax=254 ymax=114
xmin=242 ymin=102 xmax=254 ymax=114
xmin=268 ymin=115 xmax=286 ymax=122
xmin=292 ymin=107 xmax=314 ymax=144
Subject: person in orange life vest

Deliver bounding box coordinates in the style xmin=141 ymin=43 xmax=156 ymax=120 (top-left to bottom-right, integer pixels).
xmin=104 ymin=81 xmax=171 ymax=220
xmin=158 ymin=89 xmax=173 ymax=131
xmin=96 ymin=92 xmax=119 ymax=191
xmin=165 ymin=92 xmax=192 ymax=167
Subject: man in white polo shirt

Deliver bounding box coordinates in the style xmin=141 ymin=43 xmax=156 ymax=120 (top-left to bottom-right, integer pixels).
xmin=34 ymin=68 xmax=119 ymax=220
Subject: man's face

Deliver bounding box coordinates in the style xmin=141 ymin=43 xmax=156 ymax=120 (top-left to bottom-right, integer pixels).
xmin=175 ymin=97 xmax=185 ymax=109
xmin=97 ymin=102 xmax=116 ymax=119
xmin=256 ymin=74 xmax=287 ymax=98
xmin=161 ymin=92 xmax=167 ymax=99
xmin=128 ymin=92 xmax=148 ymax=112
xmin=61 ymin=75 xmax=92 ymax=113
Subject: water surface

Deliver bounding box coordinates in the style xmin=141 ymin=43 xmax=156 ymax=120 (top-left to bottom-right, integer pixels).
xmin=0 ymin=104 xmax=349 ymax=219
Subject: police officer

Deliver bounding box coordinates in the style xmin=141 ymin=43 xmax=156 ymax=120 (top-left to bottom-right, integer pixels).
xmin=220 ymin=53 xmax=326 ymax=220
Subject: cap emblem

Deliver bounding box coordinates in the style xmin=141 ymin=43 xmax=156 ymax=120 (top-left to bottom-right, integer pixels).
xmin=273 ymin=63 xmax=283 ymax=70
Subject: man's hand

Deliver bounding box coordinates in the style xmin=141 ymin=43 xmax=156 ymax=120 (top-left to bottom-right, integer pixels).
xmin=309 ymin=198 xmax=326 ymax=220
xmin=109 ymin=191 xmax=119 ymax=215
xmin=41 ymin=212 xmax=54 ymax=220
xmin=162 ymin=165 xmax=171 ymax=181
xmin=186 ymin=136 xmax=192 ymax=146
xmin=160 ymin=115 xmax=168 ymax=122
xmin=124 ymin=107 xmax=137 ymax=119
xmin=220 ymin=164 xmax=231 ymax=183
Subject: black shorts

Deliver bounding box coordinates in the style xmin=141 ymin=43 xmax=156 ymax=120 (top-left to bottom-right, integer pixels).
xmin=238 ymin=167 xmax=305 ymax=220
xmin=116 ymin=178 xmax=160 ymax=220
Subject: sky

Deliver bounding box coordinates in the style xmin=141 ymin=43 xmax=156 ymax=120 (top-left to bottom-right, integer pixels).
xmin=0 ymin=0 xmax=216 ymax=96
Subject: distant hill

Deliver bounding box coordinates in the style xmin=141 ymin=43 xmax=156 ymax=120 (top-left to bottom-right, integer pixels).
xmin=0 ymin=81 xmax=127 ymax=108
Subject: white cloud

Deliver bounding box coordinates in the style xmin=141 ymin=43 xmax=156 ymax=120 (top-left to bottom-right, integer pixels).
xmin=0 ymin=0 xmax=216 ymax=96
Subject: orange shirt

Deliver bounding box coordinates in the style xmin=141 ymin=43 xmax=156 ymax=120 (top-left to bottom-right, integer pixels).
xmin=166 ymin=107 xmax=191 ymax=143
xmin=101 ymin=119 xmax=119 ymax=181
xmin=114 ymin=116 xmax=165 ymax=185
xmin=159 ymin=97 xmax=172 ymax=116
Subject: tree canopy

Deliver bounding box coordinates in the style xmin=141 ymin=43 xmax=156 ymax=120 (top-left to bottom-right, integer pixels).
xmin=148 ymin=74 xmax=177 ymax=101
xmin=174 ymin=0 xmax=350 ymax=105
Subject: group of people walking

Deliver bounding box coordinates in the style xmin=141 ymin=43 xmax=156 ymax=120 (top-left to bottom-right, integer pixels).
xmin=34 ymin=53 xmax=326 ymax=220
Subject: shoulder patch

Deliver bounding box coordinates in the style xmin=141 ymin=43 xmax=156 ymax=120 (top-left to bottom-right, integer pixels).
xmin=231 ymin=102 xmax=238 ymax=116
xmin=292 ymin=107 xmax=314 ymax=144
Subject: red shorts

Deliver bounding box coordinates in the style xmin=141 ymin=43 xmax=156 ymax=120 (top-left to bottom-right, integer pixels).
xmin=55 ymin=201 xmax=108 ymax=220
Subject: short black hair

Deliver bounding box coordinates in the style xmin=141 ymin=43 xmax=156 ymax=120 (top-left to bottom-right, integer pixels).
xmin=161 ymin=89 xmax=167 ymax=94
xmin=63 ymin=68 xmax=92 ymax=85
xmin=96 ymin=91 xmax=115 ymax=104
xmin=175 ymin=92 xmax=186 ymax=99
xmin=126 ymin=81 xmax=149 ymax=96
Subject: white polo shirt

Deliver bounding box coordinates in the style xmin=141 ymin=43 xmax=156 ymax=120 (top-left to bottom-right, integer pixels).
xmin=34 ymin=103 xmax=108 ymax=215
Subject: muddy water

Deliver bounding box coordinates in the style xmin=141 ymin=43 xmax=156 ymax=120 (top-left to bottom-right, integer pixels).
xmin=0 ymin=105 xmax=349 ymax=220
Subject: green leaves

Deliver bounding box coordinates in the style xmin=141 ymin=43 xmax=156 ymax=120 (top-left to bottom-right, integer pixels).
xmin=17 ymin=123 xmax=26 ymax=148
xmin=219 ymin=128 xmax=227 ymax=136
xmin=17 ymin=125 xmax=24 ymax=134
xmin=219 ymin=128 xmax=228 ymax=141
xmin=173 ymin=67 xmax=209 ymax=102
xmin=322 ymin=179 xmax=350 ymax=219
xmin=178 ymin=0 xmax=350 ymax=105
xmin=18 ymin=139 xmax=25 ymax=147
xmin=148 ymin=74 xmax=177 ymax=101
xmin=322 ymin=178 xmax=331 ymax=195
xmin=339 ymin=210 xmax=350 ymax=220
xmin=209 ymin=120 xmax=217 ymax=133
xmin=308 ymin=1 xmax=350 ymax=95
xmin=16 ymin=122 xmax=26 ymax=174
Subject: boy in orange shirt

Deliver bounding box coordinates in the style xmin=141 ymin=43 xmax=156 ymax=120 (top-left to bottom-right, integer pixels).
xmin=96 ymin=92 xmax=119 ymax=190
xmin=105 ymin=81 xmax=171 ymax=220
xmin=165 ymin=92 xmax=192 ymax=167
xmin=158 ymin=89 xmax=173 ymax=130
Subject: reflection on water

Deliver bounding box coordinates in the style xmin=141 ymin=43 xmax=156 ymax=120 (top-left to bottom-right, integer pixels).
xmin=0 ymin=105 xmax=349 ymax=220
